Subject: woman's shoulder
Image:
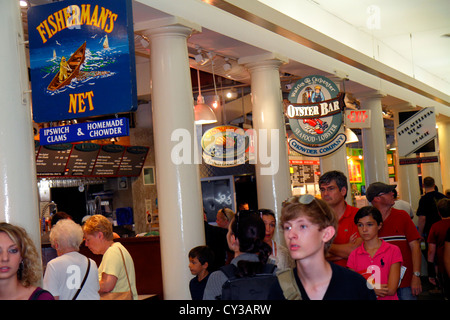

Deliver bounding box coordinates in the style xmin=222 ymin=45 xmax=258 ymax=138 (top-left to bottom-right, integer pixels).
xmin=29 ymin=287 xmax=55 ymax=300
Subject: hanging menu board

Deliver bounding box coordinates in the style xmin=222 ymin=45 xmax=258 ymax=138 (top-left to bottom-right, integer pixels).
xmin=35 ymin=142 xmax=149 ymax=177
xmin=65 ymin=143 xmax=100 ymax=176
xmin=91 ymin=145 xmax=125 ymax=176
xmin=117 ymin=146 xmax=150 ymax=176
xmin=36 ymin=144 xmax=72 ymax=176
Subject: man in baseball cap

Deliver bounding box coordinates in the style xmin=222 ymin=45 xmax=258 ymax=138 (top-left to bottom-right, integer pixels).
xmin=366 ymin=182 xmax=397 ymax=203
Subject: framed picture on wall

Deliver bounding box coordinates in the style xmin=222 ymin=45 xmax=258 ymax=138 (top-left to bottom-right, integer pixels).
xmin=143 ymin=166 xmax=155 ymax=185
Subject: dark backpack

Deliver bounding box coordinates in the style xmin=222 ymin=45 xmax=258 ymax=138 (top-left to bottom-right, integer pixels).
xmin=219 ymin=263 xmax=277 ymax=300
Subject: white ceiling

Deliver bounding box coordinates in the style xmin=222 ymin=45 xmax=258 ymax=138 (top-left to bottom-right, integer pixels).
xmin=259 ymin=0 xmax=450 ymax=93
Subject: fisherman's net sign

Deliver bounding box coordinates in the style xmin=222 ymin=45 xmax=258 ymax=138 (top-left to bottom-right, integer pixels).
xmin=27 ymin=0 xmax=137 ymax=123
xmin=284 ymin=75 xmax=346 ymax=157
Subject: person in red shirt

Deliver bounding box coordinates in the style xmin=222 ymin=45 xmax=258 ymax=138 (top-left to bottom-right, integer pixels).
xmin=367 ymin=182 xmax=422 ymax=300
xmin=427 ymin=198 xmax=450 ymax=298
xmin=319 ymin=170 xmax=361 ymax=267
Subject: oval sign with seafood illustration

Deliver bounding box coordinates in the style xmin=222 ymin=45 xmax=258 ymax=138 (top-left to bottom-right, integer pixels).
xmin=284 ymin=75 xmax=346 ymax=156
xmin=201 ymin=125 xmax=250 ymax=167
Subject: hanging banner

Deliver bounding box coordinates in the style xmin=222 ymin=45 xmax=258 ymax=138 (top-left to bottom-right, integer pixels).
xmin=27 ymin=0 xmax=137 ymax=123
xmin=284 ymin=75 xmax=346 ymax=157
xmin=39 ymin=117 xmax=129 ymax=145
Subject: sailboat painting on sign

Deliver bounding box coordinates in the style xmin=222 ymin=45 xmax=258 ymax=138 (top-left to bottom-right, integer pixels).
xmin=27 ymin=0 xmax=137 ymax=123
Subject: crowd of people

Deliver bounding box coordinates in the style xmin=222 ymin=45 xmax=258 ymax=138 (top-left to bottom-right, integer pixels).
xmin=192 ymin=171 xmax=450 ymax=301
xmin=0 ymin=214 xmax=137 ymax=300
xmin=0 ymin=171 xmax=449 ymax=300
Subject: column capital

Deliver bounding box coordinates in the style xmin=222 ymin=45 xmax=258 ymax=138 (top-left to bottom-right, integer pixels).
xmin=238 ymin=52 xmax=288 ymax=71
xmin=138 ymin=16 xmax=201 ymax=37
xmin=356 ymin=89 xmax=386 ymax=101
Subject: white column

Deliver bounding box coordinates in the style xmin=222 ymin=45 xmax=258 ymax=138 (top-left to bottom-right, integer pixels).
xmin=437 ymin=119 xmax=450 ymax=194
xmin=391 ymin=107 xmax=421 ymax=223
xmin=146 ymin=18 xmax=205 ymax=299
xmin=420 ymin=150 xmax=443 ymax=192
xmin=320 ymin=76 xmax=350 ymax=201
xmin=240 ymin=53 xmax=291 ymax=245
xmin=0 ymin=1 xmax=40 ymax=247
xmin=359 ymin=91 xmax=389 ymax=186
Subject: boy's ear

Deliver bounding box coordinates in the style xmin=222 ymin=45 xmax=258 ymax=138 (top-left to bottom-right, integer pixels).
xmin=322 ymin=226 xmax=336 ymax=243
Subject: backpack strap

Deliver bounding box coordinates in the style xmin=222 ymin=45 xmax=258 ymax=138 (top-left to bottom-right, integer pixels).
xmin=262 ymin=263 xmax=276 ymax=274
xmin=276 ymin=268 xmax=302 ymax=300
xmin=220 ymin=264 xmax=238 ymax=279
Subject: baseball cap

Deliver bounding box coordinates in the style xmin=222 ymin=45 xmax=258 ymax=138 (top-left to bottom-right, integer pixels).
xmin=366 ymin=182 xmax=396 ymax=202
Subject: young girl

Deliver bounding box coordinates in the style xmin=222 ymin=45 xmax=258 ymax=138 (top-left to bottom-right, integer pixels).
xmin=347 ymin=206 xmax=403 ymax=300
xmin=259 ymin=209 xmax=294 ymax=271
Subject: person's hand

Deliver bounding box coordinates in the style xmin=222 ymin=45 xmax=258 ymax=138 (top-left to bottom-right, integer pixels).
xmin=374 ymin=284 xmax=389 ymax=297
xmin=411 ymin=275 xmax=422 ymax=296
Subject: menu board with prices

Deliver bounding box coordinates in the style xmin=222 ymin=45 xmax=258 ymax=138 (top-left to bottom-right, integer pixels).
xmin=289 ymin=159 xmax=320 ymax=186
xmin=65 ymin=143 xmax=100 ymax=176
xmin=117 ymin=146 xmax=150 ymax=176
xmin=35 ymin=142 xmax=149 ymax=177
xmin=92 ymin=145 xmax=126 ymax=176
xmin=36 ymin=144 xmax=72 ymax=176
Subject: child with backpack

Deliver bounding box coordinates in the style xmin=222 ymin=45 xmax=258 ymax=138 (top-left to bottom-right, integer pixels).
xmin=202 ymin=210 xmax=276 ymax=300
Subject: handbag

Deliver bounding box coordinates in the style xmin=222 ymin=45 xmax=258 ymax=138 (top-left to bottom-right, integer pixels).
xmin=100 ymin=247 xmax=134 ymax=300
xmin=72 ymin=258 xmax=91 ymax=300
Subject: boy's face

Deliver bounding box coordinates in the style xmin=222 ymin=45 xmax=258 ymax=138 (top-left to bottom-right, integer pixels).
xmin=283 ymin=215 xmax=335 ymax=261
xmin=189 ymin=257 xmax=207 ymax=276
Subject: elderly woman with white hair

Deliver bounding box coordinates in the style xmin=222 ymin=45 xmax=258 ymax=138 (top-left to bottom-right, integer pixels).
xmin=43 ymin=219 xmax=100 ymax=300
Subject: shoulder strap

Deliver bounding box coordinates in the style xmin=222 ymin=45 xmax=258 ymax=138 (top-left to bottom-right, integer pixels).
xmin=72 ymin=258 xmax=91 ymax=300
xmin=276 ymin=268 xmax=302 ymax=300
xmin=220 ymin=264 xmax=238 ymax=279
xmin=117 ymin=246 xmax=133 ymax=298
xmin=262 ymin=263 xmax=276 ymax=274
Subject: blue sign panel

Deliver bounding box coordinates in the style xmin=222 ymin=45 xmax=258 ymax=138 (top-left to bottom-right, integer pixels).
xmin=27 ymin=0 xmax=137 ymax=123
xmin=39 ymin=117 xmax=129 ymax=145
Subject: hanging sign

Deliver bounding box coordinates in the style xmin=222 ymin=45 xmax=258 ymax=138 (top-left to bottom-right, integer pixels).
xmin=345 ymin=110 xmax=371 ymax=128
xmin=284 ymin=75 xmax=346 ymax=157
xmin=201 ymin=125 xmax=251 ymax=167
xmin=396 ymin=107 xmax=436 ymax=157
xmin=39 ymin=117 xmax=129 ymax=145
xmin=27 ymin=0 xmax=137 ymax=123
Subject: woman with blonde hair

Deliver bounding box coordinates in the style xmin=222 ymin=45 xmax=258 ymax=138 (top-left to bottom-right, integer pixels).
xmin=83 ymin=215 xmax=137 ymax=300
xmin=0 ymin=222 xmax=54 ymax=300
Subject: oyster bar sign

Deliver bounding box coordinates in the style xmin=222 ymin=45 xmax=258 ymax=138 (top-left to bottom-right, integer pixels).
xmin=285 ymin=75 xmax=346 ymax=156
